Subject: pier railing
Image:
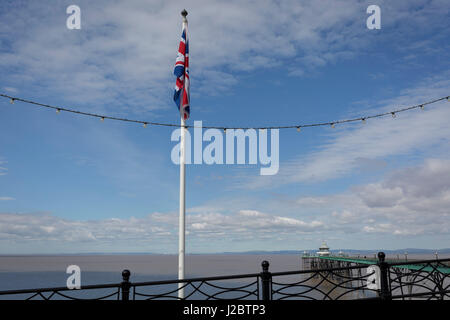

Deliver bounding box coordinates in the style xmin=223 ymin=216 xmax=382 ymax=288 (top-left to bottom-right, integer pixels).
xmin=0 ymin=252 xmax=448 ymax=300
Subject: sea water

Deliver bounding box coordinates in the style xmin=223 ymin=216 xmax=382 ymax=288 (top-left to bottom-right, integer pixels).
xmin=0 ymin=253 xmax=446 ymax=300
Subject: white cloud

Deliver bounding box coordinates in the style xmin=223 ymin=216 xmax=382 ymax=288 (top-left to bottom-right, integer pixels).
xmin=0 ymin=159 xmax=447 ymax=251
xmin=332 ymin=210 xmax=359 ymax=224
xmin=2 ymin=87 xmax=18 ymax=93
xmin=0 ymin=197 xmax=14 ymax=201
xmin=0 ymin=208 xmax=324 ymax=250
xmin=238 ymin=210 xmax=264 ymax=217
xmin=1 ymin=0 xmax=447 ymax=114
xmin=242 ymin=74 xmax=450 ymax=189
xmin=356 ymin=184 xmax=403 ymax=208
xmin=0 ymin=158 xmax=7 ymax=176
xmin=294 ymin=158 xmax=450 ymax=237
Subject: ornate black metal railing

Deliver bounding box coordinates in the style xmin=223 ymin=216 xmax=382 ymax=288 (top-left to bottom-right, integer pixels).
xmin=387 ymin=257 xmax=450 ymax=300
xmin=0 ymin=252 xmax=448 ymax=300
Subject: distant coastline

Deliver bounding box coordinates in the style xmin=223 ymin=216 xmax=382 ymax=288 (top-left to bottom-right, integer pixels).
xmin=219 ymin=248 xmax=450 ymax=255
xmin=1 ymin=248 xmax=450 ymax=256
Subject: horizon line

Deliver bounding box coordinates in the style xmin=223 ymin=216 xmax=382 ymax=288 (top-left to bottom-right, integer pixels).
xmin=1 ymin=247 xmax=449 ymax=256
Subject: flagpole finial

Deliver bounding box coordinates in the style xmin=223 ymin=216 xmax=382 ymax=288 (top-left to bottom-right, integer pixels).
xmin=181 ymin=9 xmax=188 ymax=19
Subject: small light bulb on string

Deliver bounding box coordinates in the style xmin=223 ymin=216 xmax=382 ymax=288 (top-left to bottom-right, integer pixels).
xmin=56 ymin=108 xmax=61 ymax=114
xmin=420 ymin=105 xmax=424 ymax=110
xmin=10 ymin=98 xmax=14 ymax=104
xmin=101 ymin=117 xmax=105 ymax=122
xmin=143 ymin=122 xmax=147 ymax=128
xmin=362 ymin=118 xmax=366 ymax=124
xmin=391 ymin=112 xmax=396 ymax=118
xmin=223 ymin=128 xmax=227 ymax=133
xmin=297 ymin=126 xmax=301 ymax=132
xmin=331 ymin=123 xmax=335 ymax=128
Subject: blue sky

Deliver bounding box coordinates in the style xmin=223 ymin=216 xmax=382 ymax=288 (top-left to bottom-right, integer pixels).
xmin=0 ymin=0 xmax=449 ymax=254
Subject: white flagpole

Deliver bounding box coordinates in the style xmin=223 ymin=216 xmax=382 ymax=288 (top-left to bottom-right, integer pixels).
xmin=178 ymin=9 xmax=188 ymax=300
xmin=178 ymin=116 xmax=186 ymax=299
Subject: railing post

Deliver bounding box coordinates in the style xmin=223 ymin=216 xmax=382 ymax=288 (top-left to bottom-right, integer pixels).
xmin=377 ymin=252 xmax=391 ymax=300
xmin=121 ymin=269 xmax=131 ymax=301
xmin=260 ymin=260 xmax=272 ymax=301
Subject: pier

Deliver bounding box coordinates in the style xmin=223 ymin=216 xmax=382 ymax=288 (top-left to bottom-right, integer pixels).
xmin=300 ymin=243 xmax=450 ymax=299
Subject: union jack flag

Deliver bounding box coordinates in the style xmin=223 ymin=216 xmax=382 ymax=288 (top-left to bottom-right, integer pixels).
xmin=173 ymin=26 xmax=190 ymax=120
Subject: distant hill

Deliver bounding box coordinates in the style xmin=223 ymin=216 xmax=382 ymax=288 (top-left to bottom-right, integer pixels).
xmin=2 ymin=248 xmax=450 ymax=256
xmin=217 ymin=248 xmax=450 ymax=255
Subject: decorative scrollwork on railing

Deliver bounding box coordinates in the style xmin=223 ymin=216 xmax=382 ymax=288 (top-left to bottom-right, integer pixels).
xmin=0 ymin=285 xmax=121 ymax=300
xmin=389 ymin=260 xmax=450 ymax=300
xmin=271 ymin=266 xmax=378 ymax=300
xmin=48 ymin=289 xmax=121 ymax=300
xmin=133 ymin=278 xmax=259 ymax=300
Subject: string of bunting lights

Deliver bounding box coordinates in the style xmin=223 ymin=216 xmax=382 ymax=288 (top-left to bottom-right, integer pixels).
xmin=1 ymin=93 xmax=449 ymax=131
